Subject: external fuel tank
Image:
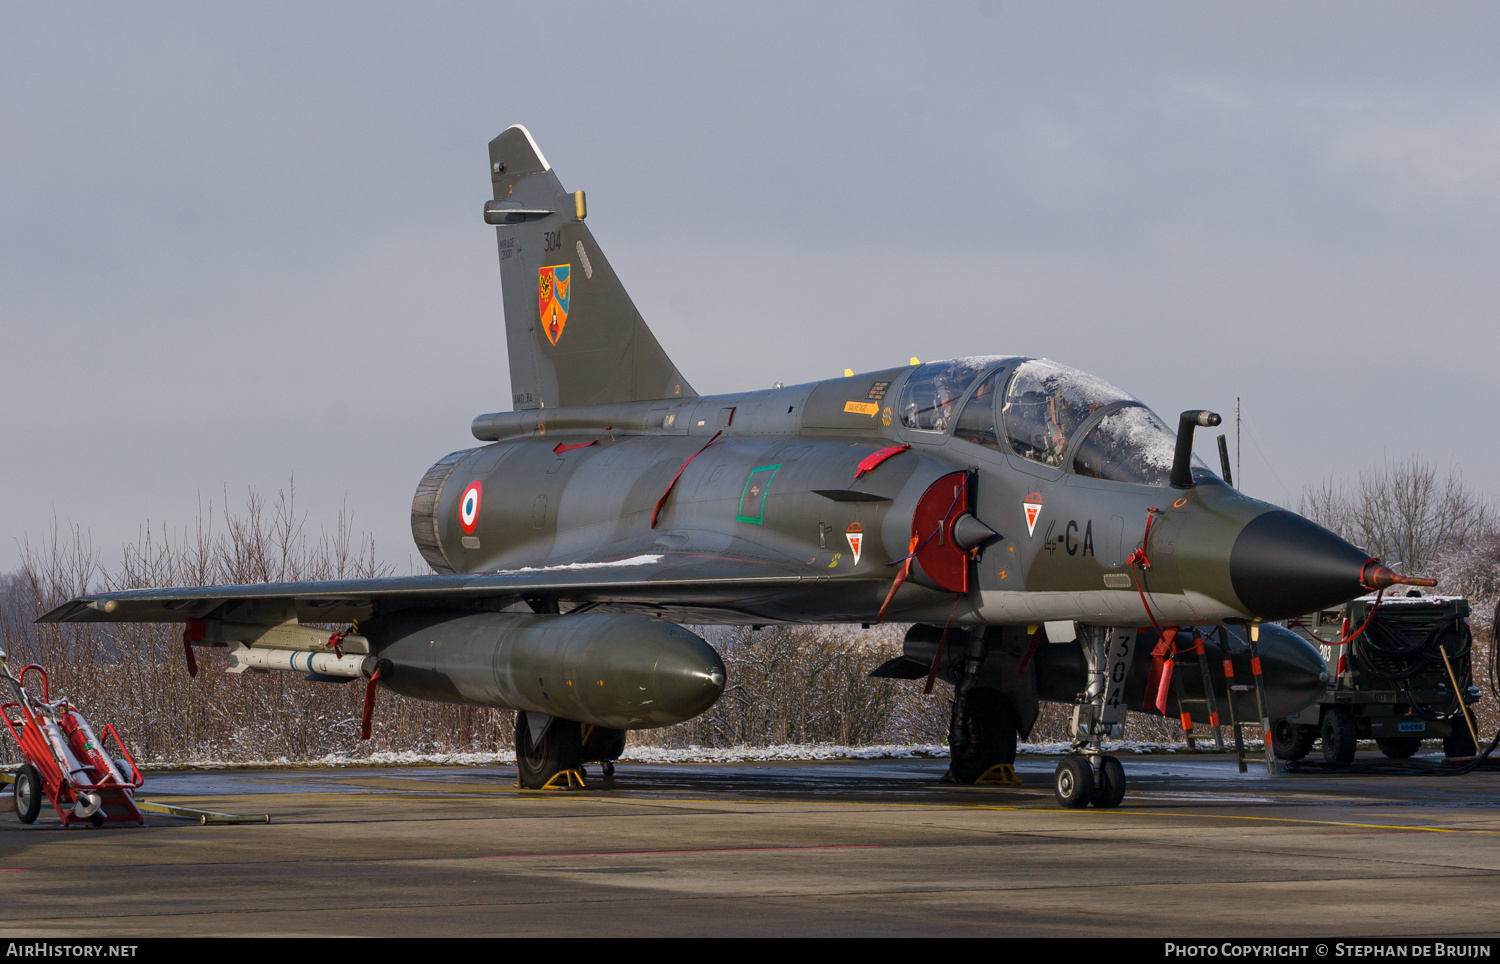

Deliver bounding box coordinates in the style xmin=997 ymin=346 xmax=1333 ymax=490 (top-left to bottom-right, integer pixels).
xmin=366 ymin=610 xmax=725 ymax=729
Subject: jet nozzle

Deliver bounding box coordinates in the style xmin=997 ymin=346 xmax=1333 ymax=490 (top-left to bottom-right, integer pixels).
xmin=1361 ymin=561 xmax=1438 ymax=591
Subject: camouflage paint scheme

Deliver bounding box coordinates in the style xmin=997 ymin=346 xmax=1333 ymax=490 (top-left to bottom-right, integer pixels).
xmin=43 ymin=126 xmax=1397 ymax=771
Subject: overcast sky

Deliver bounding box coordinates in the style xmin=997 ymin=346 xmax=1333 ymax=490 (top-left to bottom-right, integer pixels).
xmin=4 ymin=2 xmax=1498 ymax=573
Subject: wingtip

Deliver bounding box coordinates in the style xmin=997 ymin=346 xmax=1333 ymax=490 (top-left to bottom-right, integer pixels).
xmin=35 ymin=596 xmax=117 ymax=624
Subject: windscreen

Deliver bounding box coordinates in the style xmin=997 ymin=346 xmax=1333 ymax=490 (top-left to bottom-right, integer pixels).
xmin=1072 ymin=404 xmax=1210 ymax=486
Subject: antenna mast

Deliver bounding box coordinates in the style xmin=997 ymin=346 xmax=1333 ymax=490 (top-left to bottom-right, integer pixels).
xmin=1235 ymin=397 xmax=1241 ymax=492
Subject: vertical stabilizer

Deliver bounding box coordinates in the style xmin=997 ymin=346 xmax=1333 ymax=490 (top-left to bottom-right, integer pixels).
xmin=487 ymin=126 xmax=695 ymax=410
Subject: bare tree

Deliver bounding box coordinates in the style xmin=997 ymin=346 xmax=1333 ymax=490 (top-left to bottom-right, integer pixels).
xmin=1299 ymin=457 xmax=1494 ymax=575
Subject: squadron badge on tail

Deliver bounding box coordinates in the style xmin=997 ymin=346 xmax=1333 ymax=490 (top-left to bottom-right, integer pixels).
xmin=538 ymin=264 xmax=571 ymax=345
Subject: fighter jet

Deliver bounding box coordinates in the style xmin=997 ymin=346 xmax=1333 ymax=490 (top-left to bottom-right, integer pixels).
xmin=40 ymin=125 xmax=1432 ymax=806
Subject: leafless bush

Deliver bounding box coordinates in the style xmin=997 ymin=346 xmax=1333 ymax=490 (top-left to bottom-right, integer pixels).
xmin=630 ymin=625 xmax=950 ymax=749
xmin=632 ymin=627 xmax=1189 ymax=749
xmin=1431 ymin=532 xmax=1500 ymax=634
xmin=2 ymin=486 xmax=515 ymax=766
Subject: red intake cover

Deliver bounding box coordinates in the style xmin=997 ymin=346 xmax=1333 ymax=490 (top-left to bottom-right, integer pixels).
xmin=911 ymin=471 xmax=971 ymax=593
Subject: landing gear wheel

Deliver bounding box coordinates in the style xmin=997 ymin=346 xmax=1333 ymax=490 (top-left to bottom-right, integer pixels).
xmin=1271 ymin=719 xmax=1315 ymax=761
xmin=1054 ymin=757 xmax=1093 ymax=809
xmin=1321 ymin=707 xmax=1358 ymax=765
xmin=1376 ymin=737 xmax=1422 ymax=759
xmin=14 ymin=764 xmax=42 ymax=824
xmin=1089 ymin=756 xmax=1126 ymax=809
xmin=1444 ymin=724 xmax=1477 ymax=759
xmin=602 ymin=761 xmax=615 ymax=778
xmin=947 ymin=689 xmax=1018 ymax=785
xmin=515 ymin=713 xmax=582 ymax=789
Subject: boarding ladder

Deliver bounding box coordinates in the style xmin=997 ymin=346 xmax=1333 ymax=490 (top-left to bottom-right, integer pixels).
xmin=1160 ymin=627 xmax=1275 ymax=775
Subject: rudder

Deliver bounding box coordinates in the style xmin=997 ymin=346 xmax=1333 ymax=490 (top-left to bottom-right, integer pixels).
xmin=487 ymin=126 xmax=694 ymax=410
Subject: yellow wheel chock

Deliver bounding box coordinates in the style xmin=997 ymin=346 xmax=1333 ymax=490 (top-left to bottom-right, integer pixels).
xmin=515 ymin=768 xmax=588 ymax=791
xmin=974 ymin=763 xmax=1022 ymax=786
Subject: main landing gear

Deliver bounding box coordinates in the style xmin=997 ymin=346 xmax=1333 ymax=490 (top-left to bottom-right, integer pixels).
xmin=948 ymin=689 xmax=1019 ymax=784
xmin=1055 ymin=625 xmax=1136 ymax=809
xmin=514 ymin=712 xmax=625 ymax=789
xmin=945 ymin=632 xmax=1021 ymax=785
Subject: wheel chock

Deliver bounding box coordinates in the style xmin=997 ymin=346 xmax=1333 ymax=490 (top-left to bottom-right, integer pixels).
xmin=541 ymin=769 xmax=587 ymax=790
xmin=515 ymin=769 xmax=588 ymax=791
xmin=974 ymin=763 xmax=1022 ymax=786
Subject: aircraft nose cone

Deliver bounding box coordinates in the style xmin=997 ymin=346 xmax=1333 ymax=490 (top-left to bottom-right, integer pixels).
xmin=1229 ymin=510 xmax=1371 ymax=621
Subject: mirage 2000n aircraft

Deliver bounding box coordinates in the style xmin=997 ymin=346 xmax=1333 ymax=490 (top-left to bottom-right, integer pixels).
xmin=42 ymin=125 xmax=1433 ymax=807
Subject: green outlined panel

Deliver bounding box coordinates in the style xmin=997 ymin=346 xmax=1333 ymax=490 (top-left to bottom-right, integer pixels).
xmin=736 ymin=464 xmax=782 ymax=524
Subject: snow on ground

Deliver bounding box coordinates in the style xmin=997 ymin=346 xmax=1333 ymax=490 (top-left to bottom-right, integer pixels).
xmin=3 ymin=739 xmax=1263 ymax=771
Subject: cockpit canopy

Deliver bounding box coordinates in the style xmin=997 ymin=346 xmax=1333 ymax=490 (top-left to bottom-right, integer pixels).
xmin=899 ymin=357 xmax=1211 ymax=487
xmin=898 ymin=356 xmax=1005 ymax=434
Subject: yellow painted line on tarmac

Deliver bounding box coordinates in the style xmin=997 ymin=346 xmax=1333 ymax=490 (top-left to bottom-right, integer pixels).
xmin=145 ymin=785 xmax=1500 ymax=837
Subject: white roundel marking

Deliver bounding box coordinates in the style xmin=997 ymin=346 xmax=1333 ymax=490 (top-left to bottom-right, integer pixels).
xmin=459 ymin=481 xmax=483 ymax=533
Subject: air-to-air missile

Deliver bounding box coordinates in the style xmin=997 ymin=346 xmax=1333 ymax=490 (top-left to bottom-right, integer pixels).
xmin=41 ymin=125 xmax=1433 ymax=806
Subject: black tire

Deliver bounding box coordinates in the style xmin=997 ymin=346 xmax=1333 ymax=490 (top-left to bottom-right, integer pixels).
xmin=515 ymin=713 xmax=583 ymax=789
xmin=1375 ymin=737 xmax=1423 ymax=760
xmin=1321 ymin=707 xmax=1358 ymax=765
xmin=602 ymin=761 xmax=616 ymax=778
xmin=1271 ymin=719 xmax=1315 ymax=761
xmin=89 ymin=809 xmax=108 ymax=827
xmin=14 ymin=764 xmax=42 ymax=825
xmin=1054 ymin=757 xmax=1093 ymax=809
xmin=1444 ymin=722 xmax=1477 ymax=759
xmin=1090 ymin=756 xmax=1126 ymax=809
xmin=947 ymin=689 xmax=1018 ymax=784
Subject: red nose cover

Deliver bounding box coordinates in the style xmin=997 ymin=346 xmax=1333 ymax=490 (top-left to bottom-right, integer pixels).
xmin=911 ymin=471 xmax=971 ymax=593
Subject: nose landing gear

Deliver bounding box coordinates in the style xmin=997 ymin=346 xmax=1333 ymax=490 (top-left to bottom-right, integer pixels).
xmin=1053 ymin=754 xmax=1127 ymax=809
xmin=1055 ymin=625 xmax=1136 ymax=809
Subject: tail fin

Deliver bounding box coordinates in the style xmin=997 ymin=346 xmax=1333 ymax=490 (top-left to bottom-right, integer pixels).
xmin=486 ymin=125 xmax=695 ymax=411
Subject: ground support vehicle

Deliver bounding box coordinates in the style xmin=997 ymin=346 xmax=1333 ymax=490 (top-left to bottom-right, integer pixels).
xmin=1 ymin=648 xmax=144 ymax=827
xmin=1274 ymin=594 xmax=1481 ymax=763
